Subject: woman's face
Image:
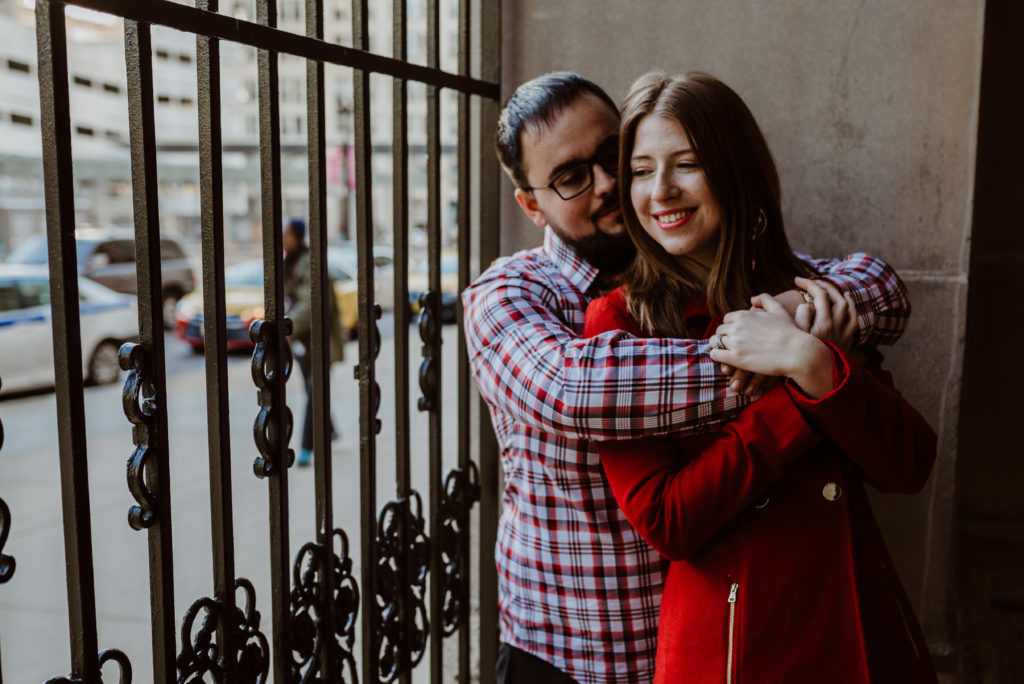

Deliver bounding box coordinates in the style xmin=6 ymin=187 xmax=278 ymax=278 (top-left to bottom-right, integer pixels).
xmin=629 ymin=114 xmax=721 ymax=272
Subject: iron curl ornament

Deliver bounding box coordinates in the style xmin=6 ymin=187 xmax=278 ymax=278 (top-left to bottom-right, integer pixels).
xmin=375 ymin=493 xmax=430 ymax=682
xmin=45 ymin=649 xmax=133 ymax=684
xmin=353 ymin=303 xmax=384 ymax=435
xmin=175 ymin=578 xmax=270 ymax=683
xmin=118 ymin=342 xmax=159 ymax=530
xmin=0 ymin=496 xmax=14 ymax=585
xmin=416 ymin=293 xmax=438 ymax=412
xmin=249 ymin=318 xmax=294 ymax=478
xmin=289 ymin=529 xmax=360 ymax=683
xmin=438 ymin=461 xmax=481 ymax=635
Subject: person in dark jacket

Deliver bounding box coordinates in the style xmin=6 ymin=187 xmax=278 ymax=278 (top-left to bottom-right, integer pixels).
xmin=283 ymin=218 xmax=345 ymax=466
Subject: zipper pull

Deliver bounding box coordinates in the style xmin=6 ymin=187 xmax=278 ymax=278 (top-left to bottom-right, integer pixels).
xmin=728 ymin=582 xmax=738 ymax=603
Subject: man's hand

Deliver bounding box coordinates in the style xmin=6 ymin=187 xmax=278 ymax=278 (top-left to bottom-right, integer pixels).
xmin=794 ymin=277 xmax=858 ymax=352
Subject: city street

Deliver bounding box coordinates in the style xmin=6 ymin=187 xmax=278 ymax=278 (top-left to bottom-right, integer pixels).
xmin=0 ymin=314 xmax=475 ymax=681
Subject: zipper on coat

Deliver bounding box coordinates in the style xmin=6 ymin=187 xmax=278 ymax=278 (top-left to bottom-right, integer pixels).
xmin=726 ymin=582 xmax=739 ymax=684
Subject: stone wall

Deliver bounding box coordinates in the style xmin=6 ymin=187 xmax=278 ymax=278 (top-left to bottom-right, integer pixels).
xmin=498 ymin=0 xmax=988 ymax=674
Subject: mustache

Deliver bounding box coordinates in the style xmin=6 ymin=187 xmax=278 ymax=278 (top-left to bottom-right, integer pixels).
xmin=591 ymin=196 xmax=620 ymax=222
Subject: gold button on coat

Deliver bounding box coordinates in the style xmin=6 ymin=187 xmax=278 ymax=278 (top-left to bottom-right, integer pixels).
xmin=822 ymin=482 xmax=842 ymax=501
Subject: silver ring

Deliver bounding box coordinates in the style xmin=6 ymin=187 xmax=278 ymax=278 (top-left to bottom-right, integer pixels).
xmin=710 ymin=334 xmax=727 ymax=351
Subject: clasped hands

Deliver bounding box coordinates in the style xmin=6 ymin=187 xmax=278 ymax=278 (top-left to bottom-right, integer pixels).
xmin=710 ymin=277 xmax=859 ymax=400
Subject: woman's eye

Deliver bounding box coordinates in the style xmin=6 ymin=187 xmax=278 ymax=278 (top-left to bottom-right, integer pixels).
xmin=631 ymin=167 xmax=651 ymax=177
xmin=677 ymin=161 xmax=698 ymax=170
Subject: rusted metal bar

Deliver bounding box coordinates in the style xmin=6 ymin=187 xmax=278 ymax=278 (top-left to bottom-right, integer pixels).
xmin=35 ymin=2 xmax=102 ymax=680
xmin=123 ymin=18 xmax=177 ymax=682
xmin=392 ymin=1 xmax=414 ymax=682
xmin=352 ymin=0 xmax=380 ymax=681
xmin=425 ymin=0 xmax=444 ymax=680
xmin=475 ymin=0 xmax=503 ymax=676
xmin=55 ymin=0 xmax=498 ymax=98
xmin=254 ymin=1 xmax=292 ymax=680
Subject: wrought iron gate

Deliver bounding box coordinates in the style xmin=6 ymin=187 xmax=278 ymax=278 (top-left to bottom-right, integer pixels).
xmin=0 ymin=0 xmax=502 ymax=681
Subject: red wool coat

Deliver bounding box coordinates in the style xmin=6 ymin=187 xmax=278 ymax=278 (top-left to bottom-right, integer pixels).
xmin=584 ymin=288 xmax=938 ymax=684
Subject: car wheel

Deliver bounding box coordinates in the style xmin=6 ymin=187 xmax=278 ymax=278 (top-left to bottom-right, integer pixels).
xmin=162 ymin=289 xmax=183 ymax=330
xmin=88 ymin=340 xmax=122 ymax=386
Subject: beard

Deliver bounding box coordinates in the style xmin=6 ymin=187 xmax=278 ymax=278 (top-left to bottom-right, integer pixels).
xmin=547 ymin=197 xmax=637 ymax=275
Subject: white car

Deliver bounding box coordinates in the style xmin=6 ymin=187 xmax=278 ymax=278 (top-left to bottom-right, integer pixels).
xmin=327 ymin=243 xmax=395 ymax=310
xmin=0 ymin=265 xmax=138 ymax=395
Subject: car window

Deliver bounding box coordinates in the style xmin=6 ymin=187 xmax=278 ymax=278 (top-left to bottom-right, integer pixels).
xmin=102 ymin=240 xmax=136 ymax=264
xmin=17 ymin=278 xmax=50 ymax=307
xmin=0 ymin=282 xmax=21 ymax=311
xmin=5 ymin=236 xmax=49 ymax=265
xmin=328 ymin=265 xmax=352 ymax=282
xmin=160 ymin=239 xmax=185 ymax=260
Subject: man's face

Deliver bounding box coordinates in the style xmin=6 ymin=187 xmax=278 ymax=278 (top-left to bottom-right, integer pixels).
xmin=283 ymin=226 xmax=300 ymax=255
xmin=514 ymin=93 xmax=634 ymax=272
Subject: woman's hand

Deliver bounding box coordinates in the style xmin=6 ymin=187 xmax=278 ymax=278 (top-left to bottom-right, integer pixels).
xmin=710 ymin=295 xmax=834 ymax=399
xmin=794 ymin=277 xmax=859 ymax=352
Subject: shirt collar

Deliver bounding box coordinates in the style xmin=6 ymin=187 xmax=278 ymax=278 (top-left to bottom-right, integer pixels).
xmin=544 ymin=227 xmax=600 ymax=293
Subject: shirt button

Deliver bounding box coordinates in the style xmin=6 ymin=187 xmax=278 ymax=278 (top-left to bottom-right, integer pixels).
xmin=822 ymin=482 xmax=842 ymax=501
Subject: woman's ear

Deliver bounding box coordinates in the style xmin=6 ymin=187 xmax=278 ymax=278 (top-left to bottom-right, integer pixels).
xmin=514 ymin=188 xmax=548 ymax=229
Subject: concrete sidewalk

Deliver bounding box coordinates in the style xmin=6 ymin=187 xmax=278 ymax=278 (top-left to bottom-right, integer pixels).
xmin=0 ymin=323 xmax=480 ymax=682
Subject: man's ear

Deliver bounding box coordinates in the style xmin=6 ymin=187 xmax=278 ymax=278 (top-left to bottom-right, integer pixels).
xmin=514 ymin=188 xmax=547 ymax=229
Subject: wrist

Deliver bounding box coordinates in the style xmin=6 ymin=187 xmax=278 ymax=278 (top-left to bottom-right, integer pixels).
xmin=785 ymin=335 xmax=833 ymax=399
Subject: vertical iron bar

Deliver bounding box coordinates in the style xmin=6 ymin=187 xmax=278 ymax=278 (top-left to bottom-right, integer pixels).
xmin=195 ymin=0 xmax=238 ymax=677
xmin=476 ymin=0 xmax=502 ymax=676
xmin=306 ymin=0 xmax=339 ymax=679
xmin=392 ymin=0 xmax=413 ymax=681
xmin=455 ymin=0 xmax=472 ymax=679
xmin=352 ymin=0 xmax=379 ymax=681
xmin=35 ymin=2 xmax=100 ymax=679
xmin=426 ymin=0 xmax=443 ymax=680
xmin=256 ymin=1 xmax=291 ymax=680
xmin=124 ymin=19 xmax=177 ymax=682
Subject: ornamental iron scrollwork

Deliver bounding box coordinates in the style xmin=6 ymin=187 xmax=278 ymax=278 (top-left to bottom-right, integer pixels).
xmin=250 ymin=318 xmax=294 ymax=478
xmin=353 ymin=303 xmax=384 ymax=435
xmin=0 ymin=497 xmax=14 ymax=584
xmin=175 ymin=578 xmax=270 ymax=683
xmin=289 ymin=529 xmax=359 ymax=683
xmin=375 ymin=492 xmax=430 ymax=682
xmin=438 ymin=461 xmax=481 ymax=636
xmin=118 ymin=343 xmax=159 ymax=530
xmin=416 ymin=293 xmax=438 ymax=412
xmin=45 ymin=649 xmax=134 ymax=684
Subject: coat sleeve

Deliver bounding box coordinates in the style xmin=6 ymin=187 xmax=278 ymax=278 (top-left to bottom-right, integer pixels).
xmin=462 ymin=272 xmax=746 ymax=441
xmin=599 ymin=385 xmax=821 ymax=561
xmin=799 ymin=252 xmax=910 ymax=347
xmin=786 ymin=344 xmax=937 ymax=494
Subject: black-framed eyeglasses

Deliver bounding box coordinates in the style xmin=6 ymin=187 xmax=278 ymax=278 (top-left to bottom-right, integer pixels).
xmin=523 ymin=138 xmax=619 ymax=201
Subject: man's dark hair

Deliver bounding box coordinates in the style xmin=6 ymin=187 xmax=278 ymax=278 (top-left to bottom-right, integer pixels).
xmin=495 ymin=71 xmax=618 ymax=189
xmin=285 ymin=217 xmax=307 ymax=243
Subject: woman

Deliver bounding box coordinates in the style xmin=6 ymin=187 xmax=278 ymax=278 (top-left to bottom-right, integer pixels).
xmin=583 ymin=72 xmax=937 ymax=683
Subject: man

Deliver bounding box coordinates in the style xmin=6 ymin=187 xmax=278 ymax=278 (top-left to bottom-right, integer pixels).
xmin=462 ymin=72 xmax=911 ymax=684
xmin=283 ymin=218 xmax=344 ymax=466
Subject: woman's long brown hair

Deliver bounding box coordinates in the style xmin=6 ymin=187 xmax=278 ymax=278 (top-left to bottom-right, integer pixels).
xmin=618 ymin=72 xmax=813 ymax=337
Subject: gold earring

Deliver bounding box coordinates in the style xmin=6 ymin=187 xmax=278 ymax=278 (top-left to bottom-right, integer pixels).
xmin=751 ymin=209 xmax=767 ymax=272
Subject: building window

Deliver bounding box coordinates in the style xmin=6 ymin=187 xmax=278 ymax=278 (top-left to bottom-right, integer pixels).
xmin=103 ymin=82 xmax=121 ymax=94
xmin=75 ymin=126 xmax=95 ymax=136
xmin=157 ymin=94 xmax=172 ymax=103
xmin=105 ymin=130 xmax=121 ymax=142
xmin=11 ymin=113 xmax=32 ymax=126
xmin=7 ymin=59 xmax=30 ymax=73
xmin=73 ymin=75 xmax=92 ymax=87
xmin=178 ymin=53 xmax=192 ymax=64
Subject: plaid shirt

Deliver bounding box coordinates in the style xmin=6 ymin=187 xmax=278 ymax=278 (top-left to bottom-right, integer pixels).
xmin=462 ymin=228 xmax=910 ymax=683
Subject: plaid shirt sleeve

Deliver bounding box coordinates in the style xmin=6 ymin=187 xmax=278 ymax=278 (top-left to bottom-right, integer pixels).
xmin=799 ymin=252 xmax=910 ymax=346
xmin=463 ymin=269 xmax=745 ymax=443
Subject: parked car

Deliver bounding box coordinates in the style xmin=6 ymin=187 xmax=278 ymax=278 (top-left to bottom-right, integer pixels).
xmin=175 ymin=257 xmax=358 ymax=352
xmin=327 ymin=242 xmax=395 ymax=310
xmin=5 ymin=228 xmax=197 ymax=329
xmin=408 ymin=249 xmax=459 ymax=323
xmin=0 ymin=265 xmax=138 ymax=395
